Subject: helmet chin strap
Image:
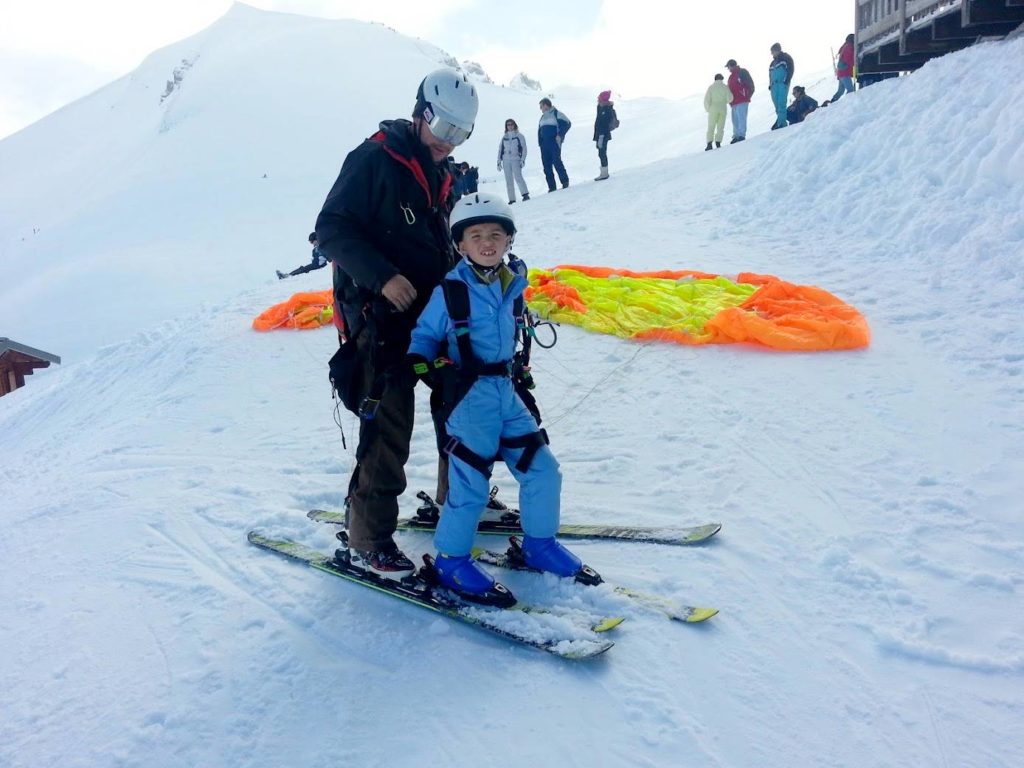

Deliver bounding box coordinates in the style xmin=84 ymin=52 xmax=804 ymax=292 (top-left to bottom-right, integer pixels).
xmin=463 ymin=253 xmax=502 ymax=283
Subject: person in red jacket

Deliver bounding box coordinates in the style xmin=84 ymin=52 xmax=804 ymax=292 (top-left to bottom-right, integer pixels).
xmin=725 ymin=59 xmax=755 ymax=143
xmin=830 ymin=34 xmax=856 ymax=103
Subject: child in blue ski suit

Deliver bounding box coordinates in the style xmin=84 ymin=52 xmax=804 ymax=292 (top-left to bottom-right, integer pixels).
xmin=405 ymin=193 xmax=588 ymax=602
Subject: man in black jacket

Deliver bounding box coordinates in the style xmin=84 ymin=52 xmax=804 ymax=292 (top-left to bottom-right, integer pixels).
xmin=315 ymin=68 xmax=479 ymax=580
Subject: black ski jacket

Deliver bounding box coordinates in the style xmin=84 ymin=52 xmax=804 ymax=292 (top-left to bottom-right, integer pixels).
xmin=316 ymin=119 xmax=456 ymax=339
xmin=593 ymin=103 xmax=617 ymax=141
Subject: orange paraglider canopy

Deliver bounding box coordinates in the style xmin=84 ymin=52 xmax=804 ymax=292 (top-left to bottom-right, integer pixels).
xmin=526 ymin=266 xmax=869 ymax=351
xmin=252 ymin=290 xmax=334 ymax=331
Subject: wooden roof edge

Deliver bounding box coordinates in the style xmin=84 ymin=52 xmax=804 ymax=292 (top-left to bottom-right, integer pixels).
xmin=0 ymin=337 xmax=61 ymax=365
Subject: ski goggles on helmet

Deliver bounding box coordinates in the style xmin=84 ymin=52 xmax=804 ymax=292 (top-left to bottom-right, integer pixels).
xmin=422 ymin=104 xmax=473 ymax=146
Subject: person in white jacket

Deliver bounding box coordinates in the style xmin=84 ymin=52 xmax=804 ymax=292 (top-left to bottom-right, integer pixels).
xmin=704 ymin=74 xmax=733 ymax=151
xmin=497 ymin=118 xmax=530 ymax=203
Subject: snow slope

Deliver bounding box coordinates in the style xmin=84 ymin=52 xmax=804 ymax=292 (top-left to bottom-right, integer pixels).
xmin=0 ymin=2 xmax=783 ymax=364
xmin=2 ymin=5 xmax=1024 ymax=768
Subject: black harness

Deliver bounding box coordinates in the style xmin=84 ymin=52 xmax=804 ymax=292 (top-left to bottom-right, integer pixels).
xmin=431 ymin=264 xmax=548 ymax=478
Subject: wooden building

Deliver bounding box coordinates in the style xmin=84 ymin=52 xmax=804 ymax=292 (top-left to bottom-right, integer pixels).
xmin=0 ymin=338 xmax=61 ymax=397
xmin=857 ymin=0 xmax=1024 ymax=74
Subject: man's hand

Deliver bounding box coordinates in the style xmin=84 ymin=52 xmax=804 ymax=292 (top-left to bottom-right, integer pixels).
xmin=381 ymin=274 xmax=417 ymax=312
xmin=555 ymin=135 xmax=562 ymax=147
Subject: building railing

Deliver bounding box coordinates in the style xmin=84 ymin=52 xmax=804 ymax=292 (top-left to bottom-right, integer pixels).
xmin=857 ymin=0 xmax=963 ymax=49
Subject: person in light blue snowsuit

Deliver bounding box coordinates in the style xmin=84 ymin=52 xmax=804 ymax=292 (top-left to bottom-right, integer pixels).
xmin=769 ymin=42 xmax=793 ymax=130
xmin=405 ymin=193 xmax=590 ymax=603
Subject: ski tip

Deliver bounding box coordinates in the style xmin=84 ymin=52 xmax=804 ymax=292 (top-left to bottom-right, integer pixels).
xmin=552 ymin=638 xmax=615 ymax=659
xmin=685 ymin=607 xmax=719 ymax=623
xmin=593 ymin=616 xmax=627 ymax=633
xmin=680 ymin=523 xmax=722 ymax=544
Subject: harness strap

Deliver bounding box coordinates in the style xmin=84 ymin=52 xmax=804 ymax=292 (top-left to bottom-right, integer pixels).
xmin=443 ymin=436 xmax=494 ymax=477
xmin=500 ymin=429 xmax=549 ymax=473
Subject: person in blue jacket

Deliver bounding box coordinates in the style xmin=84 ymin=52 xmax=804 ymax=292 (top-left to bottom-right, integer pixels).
xmin=276 ymin=232 xmax=330 ymax=279
xmin=405 ymin=193 xmax=593 ymax=603
xmin=769 ymin=42 xmax=794 ymax=130
xmin=786 ymin=85 xmax=818 ymax=124
xmin=537 ymin=97 xmax=571 ymax=192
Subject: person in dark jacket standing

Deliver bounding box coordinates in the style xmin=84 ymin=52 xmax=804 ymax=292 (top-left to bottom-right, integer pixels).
xmin=537 ymin=97 xmax=571 ymax=192
xmin=314 ymin=68 xmax=479 ymax=580
xmin=725 ymin=59 xmax=755 ymax=143
xmin=593 ymin=90 xmax=617 ymax=180
xmin=460 ymin=162 xmax=479 ymax=194
xmin=769 ymin=42 xmax=794 ymax=129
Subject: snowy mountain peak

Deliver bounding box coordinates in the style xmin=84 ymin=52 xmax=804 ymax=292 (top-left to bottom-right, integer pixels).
xmin=510 ymin=72 xmax=543 ymax=91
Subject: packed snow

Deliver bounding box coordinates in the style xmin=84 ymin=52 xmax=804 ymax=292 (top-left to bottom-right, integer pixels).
xmin=1 ymin=5 xmax=1022 ymax=768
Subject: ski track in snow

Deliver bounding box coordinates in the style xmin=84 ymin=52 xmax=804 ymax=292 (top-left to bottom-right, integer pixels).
xmin=2 ymin=9 xmax=1024 ymax=768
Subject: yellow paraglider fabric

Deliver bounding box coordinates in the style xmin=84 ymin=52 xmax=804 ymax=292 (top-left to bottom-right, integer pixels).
xmin=526 ymin=266 xmax=869 ymax=351
xmin=252 ymin=290 xmax=334 ymax=331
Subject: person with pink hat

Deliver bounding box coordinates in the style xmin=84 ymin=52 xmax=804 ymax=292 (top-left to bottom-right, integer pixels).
xmin=592 ymin=90 xmax=619 ymax=181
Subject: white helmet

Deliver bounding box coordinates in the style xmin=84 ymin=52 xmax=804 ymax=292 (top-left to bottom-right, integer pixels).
xmin=416 ymin=68 xmax=479 ymax=145
xmin=450 ymin=193 xmax=516 ymax=242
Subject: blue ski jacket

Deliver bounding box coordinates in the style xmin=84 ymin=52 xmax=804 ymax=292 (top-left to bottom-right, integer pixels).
xmin=408 ymin=259 xmax=561 ymax=556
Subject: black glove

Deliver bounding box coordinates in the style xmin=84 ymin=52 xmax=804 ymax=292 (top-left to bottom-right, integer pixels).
xmin=404 ymin=353 xmax=442 ymax=390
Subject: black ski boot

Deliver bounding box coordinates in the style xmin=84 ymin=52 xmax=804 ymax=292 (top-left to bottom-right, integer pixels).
xmin=336 ymin=534 xmax=416 ymax=582
xmin=705 ymin=142 xmax=713 ymax=151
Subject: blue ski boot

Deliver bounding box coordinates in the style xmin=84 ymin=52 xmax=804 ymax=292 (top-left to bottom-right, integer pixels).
xmin=518 ymin=536 xmax=603 ymax=586
xmin=432 ymin=553 xmax=516 ymax=608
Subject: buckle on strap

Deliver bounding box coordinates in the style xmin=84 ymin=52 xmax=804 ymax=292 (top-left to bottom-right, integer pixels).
xmin=359 ymin=396 xmax=381 ymax=420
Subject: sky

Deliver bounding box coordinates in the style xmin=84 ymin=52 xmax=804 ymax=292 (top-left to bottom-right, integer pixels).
xmin=0 ymin=0 xmax=854 ymax=139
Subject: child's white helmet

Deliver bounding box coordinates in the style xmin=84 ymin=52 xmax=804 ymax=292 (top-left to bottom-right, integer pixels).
xmin=450 ymin=193 xmax=516 ymax=242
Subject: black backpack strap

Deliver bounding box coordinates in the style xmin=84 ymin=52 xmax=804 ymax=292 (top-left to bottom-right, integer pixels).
xmin=441 ymin=279 xmax=476 ymax=373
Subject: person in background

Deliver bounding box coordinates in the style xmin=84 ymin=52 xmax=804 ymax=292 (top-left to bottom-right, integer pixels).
xmin=277 ymin=233 xmax=330 ymax=279
xmin=314 ymin=68 xmax=478 ymax=580
xmin=497 ymin=118 xmax=530 ymax=203
xmin=460 ymin=162 xmax=479 ymax=194
xmin=449 ymin=158 xmax=466 ymax=200
xmin=725 ymin=58 xmax=755 ymax=143
xmin=537 ymin=97 xmax=571 ymax=192
xmin=769 ymin=42 xmax=794 ymax=129
xmin=704 ymin=74 xmax=733 ymax=151
xmin=786 ymin=85 xmax=818 ymax=124
xmin=829 ymin=34 xmax=856 ymax=104
xmin=593 ymin=90 xmax=618 ymax=180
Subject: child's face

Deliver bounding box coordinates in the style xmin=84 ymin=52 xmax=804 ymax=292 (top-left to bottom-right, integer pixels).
xmin=459 ymin=223 xmax=511 ymax=268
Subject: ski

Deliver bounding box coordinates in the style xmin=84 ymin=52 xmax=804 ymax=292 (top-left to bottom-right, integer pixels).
xmin=307 ymin=501 xmax=722 ymax=546
xmin=327 ymin=529 xmax=624 ymax=633
xmin=247 ymin=531 xmax=616 ymax=659
xmin=472 ymin=538 xmax=719 ymax=624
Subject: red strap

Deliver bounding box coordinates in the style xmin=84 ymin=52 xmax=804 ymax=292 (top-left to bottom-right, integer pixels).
xmin=370 ymin=131 xmax=450 ymax=208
